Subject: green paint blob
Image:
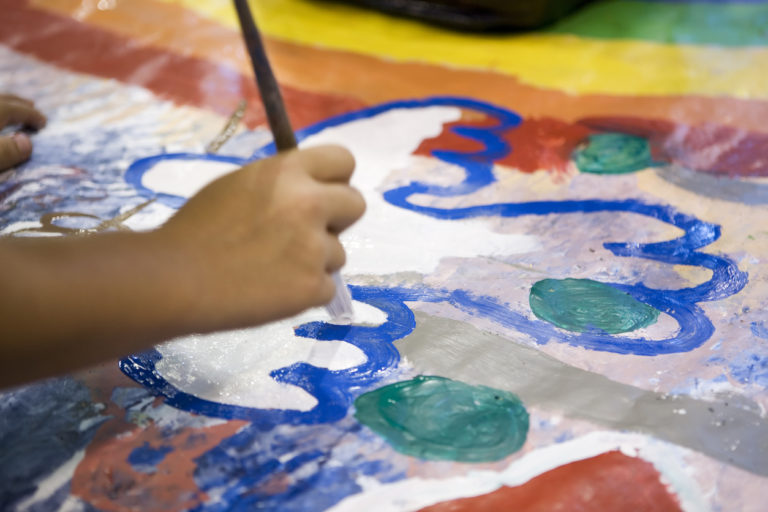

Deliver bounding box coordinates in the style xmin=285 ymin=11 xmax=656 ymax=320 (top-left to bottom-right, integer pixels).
xmin=573 ymin=133 xmax=660 ymax=175
xmin=529 ymin=278 xmax=660 ymax=334
xmin=354 ymin=376 xmax=529 ymax=462
xmin=547 ymin=0 xmax=768 ymax=47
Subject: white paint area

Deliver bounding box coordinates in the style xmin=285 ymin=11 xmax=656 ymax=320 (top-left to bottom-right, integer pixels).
xmin=0 ymin=221 xmax=60 ymax=237
xmin=301 ymin=107 xmax=540 ymax=274
xmin=0 ymin=202 xmax=178 ymax=236
xmin=613 ymin=309 xmax=680 ymax=341
xmin=136 ymin=106 xmax=539 ymax=275
xmin=142 ymin=159 xmax=240 ymax=198
xmin=327 ymin=431 xmax=707 ymax=512
xmin=121 ymin=201 xmax=177 ymax=232
xmin=155 ymin=301 xmax=386 ymax=411
xmin=143 ymin=107 xmax=539 ymax=410
xmin=15 ymin=449 xmax=86 ymax=512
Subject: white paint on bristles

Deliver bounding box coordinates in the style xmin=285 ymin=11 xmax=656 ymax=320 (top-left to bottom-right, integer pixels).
xmin=327 ymin=431 xmax=708 ymax=512
xmin=155 ymin=301 xmax=386 ymax=411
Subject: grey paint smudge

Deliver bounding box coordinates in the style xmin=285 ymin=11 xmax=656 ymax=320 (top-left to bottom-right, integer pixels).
xmin=656 ymin=164 xmax=768 ymax=205
xmin=396 ymin=312 xmax=768 ymax=476
xmin=0 ymin=377 xmax=107 ymax=510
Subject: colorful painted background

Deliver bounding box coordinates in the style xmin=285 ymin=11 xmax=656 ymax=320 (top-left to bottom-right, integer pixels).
xmin=1 ymin=0 xmax=768 ymax=510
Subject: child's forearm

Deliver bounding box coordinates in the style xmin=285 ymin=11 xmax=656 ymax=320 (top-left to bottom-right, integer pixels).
xmin=0 ymin=145 xmax=365 ymax=389
xmin=0 ymin=230 xmax=198 ymax=387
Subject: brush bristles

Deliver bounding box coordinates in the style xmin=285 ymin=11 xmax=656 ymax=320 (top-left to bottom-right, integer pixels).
xmin=326 ymin=272 xmax=354 ymax=324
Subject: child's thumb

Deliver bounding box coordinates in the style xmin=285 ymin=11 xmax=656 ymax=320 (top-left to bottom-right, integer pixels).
xmin=0 ymin=133 xmax=32 ymax=172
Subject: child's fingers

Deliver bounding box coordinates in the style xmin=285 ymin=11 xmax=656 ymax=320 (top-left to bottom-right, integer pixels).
xmin=324 ymin=184 xmax=366 ymax=234
xmin=325 ymin=234 xmax=346 ymax=273
xmin=0 ymin=94 xmax=35 ymax=107
xmin=298 ymin=145 xmax=356 ymax=183
xmin=0 ymin=102 xmax=47 ymax=130
xmin=0 ymin=133 xmax=33 ymax=172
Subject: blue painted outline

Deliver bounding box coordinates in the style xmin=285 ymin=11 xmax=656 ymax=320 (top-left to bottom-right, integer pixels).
xmin=121 ymin=95 xmax=747 ymax=425
xmin=125 ymin=153 xmax=247 ymax=209
xmin=121 ymin=285 xmax=420 ymax=425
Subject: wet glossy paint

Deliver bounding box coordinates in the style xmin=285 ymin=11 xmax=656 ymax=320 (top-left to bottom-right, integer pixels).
xmin=418 ymin=451 xmax=682 ymax=512
xmin=529 ymin=278 xmax=661 ymax=333
xmin=354 ymin=376 xmax=528 ymax=462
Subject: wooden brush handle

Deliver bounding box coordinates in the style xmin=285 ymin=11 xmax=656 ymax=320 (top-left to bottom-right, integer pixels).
xmin=232 ymin=0 xmax=297 ymax=151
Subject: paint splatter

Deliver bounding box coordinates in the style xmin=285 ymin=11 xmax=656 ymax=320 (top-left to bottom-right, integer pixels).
xmin=417 ymin=450 xmax=682 ymax=512
xmin=354 ymin=376 xmax=529 ymax=462
xmin=530 ymin=278 xmax=660 ymax=334
xmin=192 ymin=416 xmax=405 ymax=512
xmin=573 ymin=133 xmax=660 ymax=175
xmin=128 ymin=443 xmax=174 ymax=474
xmin=654 ymin=165 xmax=768 ymax=205
xmin=71 ymin=421 xmax=244 ymax=512
xmin=729 ymin=352 xmax=768 ymax=389
xmin=0 ymin=378 xmax=106 ymax=511
xmin=751 ymin=321 xmax=768 ymax=340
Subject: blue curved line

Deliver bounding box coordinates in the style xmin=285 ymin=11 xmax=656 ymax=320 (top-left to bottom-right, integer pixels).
xmin=120 ymin=95 xmax=747 ymax=426
xmin=120 ymin=281 xmax=714 ymax=425
xmin=124 ymin=153 xmax=248 ymax=209
xmin=384 ymin=192 xmax=746 ymax=303
xmin=442 ymin=286 xmax=713 ymax=355
xmin=251 ymin=96 xmax=522 ymax=161
xmin=121 ymin=286 xmax=425 ymax=425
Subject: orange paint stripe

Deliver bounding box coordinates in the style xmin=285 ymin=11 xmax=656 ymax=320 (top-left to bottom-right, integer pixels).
xmin=30 ymin=0 xmax=249 ymax=75
xmin=72 ymin=420 xmax=247 ymax=511
xmin=30 ymin=0 xmax=768 ymax=133
xmin=5 ymin=0 xmax=364 ymax=130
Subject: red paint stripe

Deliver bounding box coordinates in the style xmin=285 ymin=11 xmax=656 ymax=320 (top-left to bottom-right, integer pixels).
xmin=416 ymin=116 xmax=593 ymax=174
xmin=2 ymin=0 xmax=365 ymax=129
xmin=418 ymin=451 xmax=683 ymax=512
xmin=419 ymin=112 xmax=768 ymax=177
xmin=580 ymin=117 xmax=768 ymax=177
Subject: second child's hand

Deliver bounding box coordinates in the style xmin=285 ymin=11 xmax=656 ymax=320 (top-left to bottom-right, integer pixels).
xmin=0 ymin=94 xmax=47 ymax=172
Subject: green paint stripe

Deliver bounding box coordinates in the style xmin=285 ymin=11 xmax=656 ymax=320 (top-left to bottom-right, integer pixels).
xmin=547 ymin=0 xmax=768 ymax=47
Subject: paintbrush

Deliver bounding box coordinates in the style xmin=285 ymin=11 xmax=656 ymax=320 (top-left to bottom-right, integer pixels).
xmin=232 ymin=0 xmax=355 ymax=323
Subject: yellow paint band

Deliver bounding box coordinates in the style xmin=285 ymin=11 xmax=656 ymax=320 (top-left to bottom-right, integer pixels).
xmin=29 ymin=0 xmax=768 ymax=133
xmin=156 ymin=0 xmax=768 ymax=99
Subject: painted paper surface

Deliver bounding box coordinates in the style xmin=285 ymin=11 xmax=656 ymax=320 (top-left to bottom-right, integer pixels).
xmin=1 ymin=0 xmax=768 ymax=511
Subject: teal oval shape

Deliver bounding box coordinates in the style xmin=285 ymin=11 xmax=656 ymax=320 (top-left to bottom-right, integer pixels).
xmin=529 ymin=278 xmax=660 ymax=334
xmin=354 ymin=376 xmax=529 ymax=462
xmin=573 ymin=133 xmax=660 ymax=175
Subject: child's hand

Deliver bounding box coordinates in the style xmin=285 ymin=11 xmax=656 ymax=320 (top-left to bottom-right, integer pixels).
xmin=158 ymin=144 xmax=366 ymax=331
xmin=0 ymin=94 xmax=47 ymax=172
